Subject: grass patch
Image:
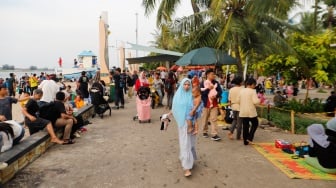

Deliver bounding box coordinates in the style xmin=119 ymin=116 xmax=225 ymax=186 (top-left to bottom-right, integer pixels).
xmin=316 ymin=88 xmax=328 ymax=93
xmin=257 ymin=106 xmax=327 ymax=134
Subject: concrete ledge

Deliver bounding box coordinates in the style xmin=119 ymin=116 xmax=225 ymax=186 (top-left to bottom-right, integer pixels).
xmin=0 ymin=104 xmax=94 ymax=184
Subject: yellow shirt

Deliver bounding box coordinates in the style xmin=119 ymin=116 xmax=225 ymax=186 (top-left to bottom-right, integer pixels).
xmin=148 ymin=77 xmax=154 ymax=86
xmin=20 ymin=99 xmax=29 ymax=108
xmin=265 ymin=80 xmax=272 ymax=89
xmin=74 ymin=97 xmax=84 ymax=108
xmin=29 ymin=76 xmax=38 ymax=88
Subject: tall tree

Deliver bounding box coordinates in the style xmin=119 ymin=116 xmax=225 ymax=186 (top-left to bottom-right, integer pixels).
xmin=171 ymin=0 xmax=299 ymax=76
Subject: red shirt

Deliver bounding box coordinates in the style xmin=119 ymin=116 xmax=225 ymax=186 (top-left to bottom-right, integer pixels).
xmin=206 ymin=97 xmax=219 ymax=108
xmin=135 ymin=79 xmax=149 ymax=92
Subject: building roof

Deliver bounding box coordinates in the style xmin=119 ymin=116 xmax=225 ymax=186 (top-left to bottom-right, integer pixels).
xmin=126 ymin=54 xmax=180 ymax=64
xmin=78 ymin=50 xmax=96 ymax=57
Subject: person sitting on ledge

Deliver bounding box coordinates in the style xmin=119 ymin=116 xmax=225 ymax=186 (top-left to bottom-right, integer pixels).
xmin=305 ymin=118 xmax=336 ymax=174
xmin=22 ymin=89 xmax=64 ymax=145
xmin=273 ymin=90 xmax=286 ymax=107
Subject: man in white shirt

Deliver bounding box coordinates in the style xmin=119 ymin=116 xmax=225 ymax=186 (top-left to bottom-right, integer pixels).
xmin=160 ymin=70 xmax=167 ymax=83
xmin=227 ymin=76 xmax=243 ymax=140
xmin=238 ymin=78 xmax=260 ymax=145
xmin=38 ymin=76 xmax=60 ymax=103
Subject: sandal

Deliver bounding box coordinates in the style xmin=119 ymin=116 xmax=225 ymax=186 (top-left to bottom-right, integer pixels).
xmin=63 ymin=139 xmax=75 ymax=145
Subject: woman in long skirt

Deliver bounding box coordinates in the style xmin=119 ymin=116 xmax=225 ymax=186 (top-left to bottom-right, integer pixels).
xmin=172 ymin=78 xmax=197 ymax=177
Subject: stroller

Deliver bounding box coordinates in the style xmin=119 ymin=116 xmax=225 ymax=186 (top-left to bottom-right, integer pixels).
xmin=133 ymin=86 xmax=151 ymax=123
xmin=90 ymin=82 xmax=111 ymax=118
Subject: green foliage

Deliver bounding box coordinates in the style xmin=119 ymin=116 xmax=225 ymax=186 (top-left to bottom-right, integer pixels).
xmin=282 ymin=98 xmax=325 ymax=113
xmin=262 ymin=30 xmax=336 ymax=90
xmin=2 ymin=64 xmax=15 ymax=70
xmin=140 ymin=62 xmax=160 ymax=71
xmin=29 ymin=66 xmax=37 ymax=70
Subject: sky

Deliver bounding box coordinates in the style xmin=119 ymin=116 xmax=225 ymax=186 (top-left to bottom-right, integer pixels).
xmin=0 ymin=0 xmax=314 ymax=69
xmin=0 ymin=0 xmax=192 ymax=69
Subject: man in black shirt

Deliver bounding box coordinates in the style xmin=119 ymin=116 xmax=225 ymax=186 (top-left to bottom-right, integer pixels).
xmin=53 ymin=91 xmax=76 ymax=144
xmin=22 ymin=89 xmax=63 ymax=144
xmin=78 ymin=71 xmax=89 ymax=98
xmin=112 ymin=68 xmax=125 ymax=109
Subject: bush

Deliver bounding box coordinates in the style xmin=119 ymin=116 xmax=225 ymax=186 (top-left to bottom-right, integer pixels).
xmin=282 ymin=98 xmax=324 ymax=113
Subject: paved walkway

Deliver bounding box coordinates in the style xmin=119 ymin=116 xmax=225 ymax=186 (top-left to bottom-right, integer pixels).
xmin=4 ymin=89 xmax=336 ymax=188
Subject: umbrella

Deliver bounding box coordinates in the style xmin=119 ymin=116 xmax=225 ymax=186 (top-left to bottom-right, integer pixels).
xmin=170 ymin=65 xmax=179 ymax=71
xmin=156 ymin=66 xmax=167 ymax=71
xmin=175 ymin=47 xmax=237 ymax=66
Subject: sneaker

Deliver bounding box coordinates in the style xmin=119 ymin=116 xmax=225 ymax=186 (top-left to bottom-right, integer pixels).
xmin=120 ymin=106 xmax=124 ymax=109
xmin=211 ymin=135 xmax=221 ymax=141
xmin=203 ymin=133 xmax=209 ymax=138
xmin=74 ymin=132 xmax=81 ymax=138
xmin=112 ymin=106 xmax=119 ymax=110
xmin=0 ymin=162 xmax=8 ymax=170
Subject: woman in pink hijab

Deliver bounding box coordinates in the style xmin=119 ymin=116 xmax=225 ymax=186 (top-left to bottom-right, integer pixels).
xmin=134 ymin=71 xmax=149 ymax=92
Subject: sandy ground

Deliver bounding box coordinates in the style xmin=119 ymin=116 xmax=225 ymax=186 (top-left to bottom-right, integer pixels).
xmin=3 ymin=88 xmax=336 ymax=188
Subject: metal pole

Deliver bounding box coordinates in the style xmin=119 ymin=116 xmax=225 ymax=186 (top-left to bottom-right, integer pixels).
xmin=135 ymin=12 xmax=138 ymax=58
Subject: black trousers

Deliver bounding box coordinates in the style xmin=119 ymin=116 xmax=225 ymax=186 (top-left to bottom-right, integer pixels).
xmin=114 ymin=89 xmax=124 ymax=107
xmin=242 ymin=117 xmax=258 ymax=145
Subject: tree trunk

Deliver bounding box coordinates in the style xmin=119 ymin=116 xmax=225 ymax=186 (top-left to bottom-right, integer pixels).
xmin=233 ymin=33 xmax=244 ymax=77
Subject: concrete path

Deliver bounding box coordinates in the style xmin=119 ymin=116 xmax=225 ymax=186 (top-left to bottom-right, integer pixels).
xmin=4 ymin=89 xmax=336 ymax=188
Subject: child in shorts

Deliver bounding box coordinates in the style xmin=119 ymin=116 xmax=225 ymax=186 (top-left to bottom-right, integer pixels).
xmin=186 ymin=87 xmax=203 ymax=134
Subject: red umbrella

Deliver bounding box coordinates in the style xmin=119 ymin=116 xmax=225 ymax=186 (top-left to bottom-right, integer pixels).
xmin=177 ymin=66 xmax=184 ymax=72
xmin=170 ymin=65 xmax=179 ymax=71
xmin=156 ymin=66 xmax=167 ymax=71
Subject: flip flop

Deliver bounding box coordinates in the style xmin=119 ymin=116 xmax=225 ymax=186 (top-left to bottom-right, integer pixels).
xmin=63 ymin=139 xmax=75 ymax=145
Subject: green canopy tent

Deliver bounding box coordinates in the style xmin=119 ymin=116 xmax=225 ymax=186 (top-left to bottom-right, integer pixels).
xmin=175 ymin=47 xmax=237 ymax=66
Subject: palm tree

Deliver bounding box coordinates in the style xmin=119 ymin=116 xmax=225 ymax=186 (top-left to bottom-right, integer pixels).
xmin=171 ymin=0 xmax=299 ymax=76
xmin=142 ymin=0 xmax=202 ymax=26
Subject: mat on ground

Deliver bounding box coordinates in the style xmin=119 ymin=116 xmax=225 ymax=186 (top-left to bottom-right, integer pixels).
xmin=253 ymin=143 xmax=336 ymax=180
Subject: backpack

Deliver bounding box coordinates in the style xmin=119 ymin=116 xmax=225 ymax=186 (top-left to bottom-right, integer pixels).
xmin=137 ymin=86 xmax=150 ymax=100
xmin=225 ymin=107 xmax=234 ymax=124
xmin=119 ymin=74 xmax=126 ymax=88
xmin=165 ymin=79 xmax=173 ymax=93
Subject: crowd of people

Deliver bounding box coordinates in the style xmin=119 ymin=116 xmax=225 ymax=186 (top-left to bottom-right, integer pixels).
xmin=0 ymin=71 xmax=100 ymax=168
xmin=0 ymin=68 xmax=335 ymax=177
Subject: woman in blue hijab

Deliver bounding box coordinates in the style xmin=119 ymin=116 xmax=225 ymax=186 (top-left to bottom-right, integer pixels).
xmin=172 ymin=78 xmax=196 ymax=177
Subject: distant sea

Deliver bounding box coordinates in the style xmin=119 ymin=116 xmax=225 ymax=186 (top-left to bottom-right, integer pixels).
xmin=0 ymin=69 xmax=54 ymax=80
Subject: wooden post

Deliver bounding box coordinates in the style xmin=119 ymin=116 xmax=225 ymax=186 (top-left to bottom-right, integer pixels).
xmin=291 ymin=110 xmax=295 ymax=134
